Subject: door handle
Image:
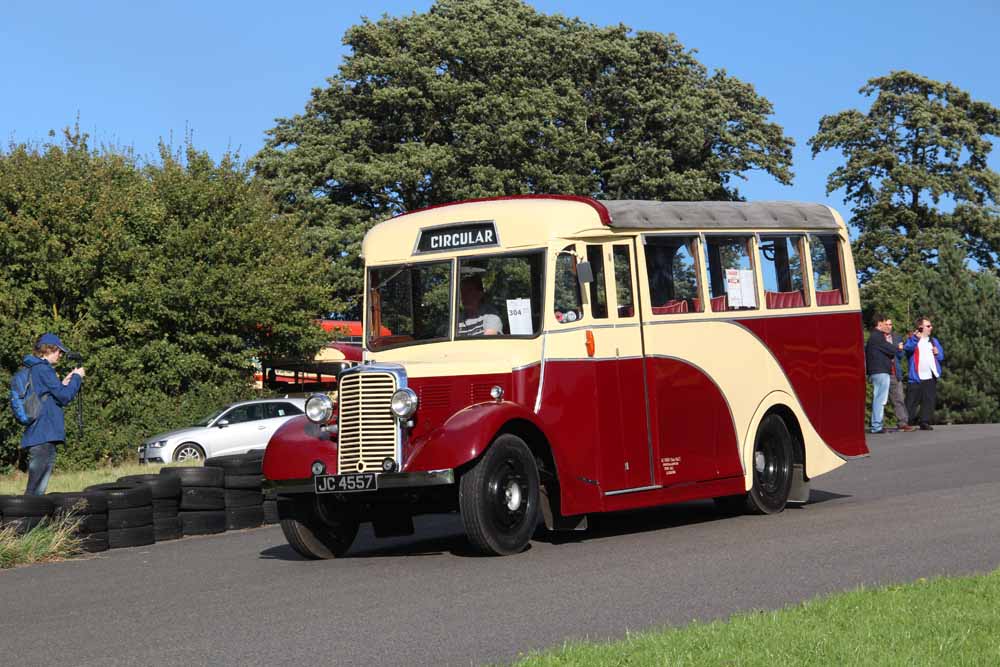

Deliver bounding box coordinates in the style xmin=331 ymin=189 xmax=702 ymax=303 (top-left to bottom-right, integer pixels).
xmin=257 ymin=425 xmax=266 ymax=430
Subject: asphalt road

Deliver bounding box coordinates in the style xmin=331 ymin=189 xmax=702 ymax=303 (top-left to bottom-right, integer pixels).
xmin=2 ymin=425 xmax=998 ymax=666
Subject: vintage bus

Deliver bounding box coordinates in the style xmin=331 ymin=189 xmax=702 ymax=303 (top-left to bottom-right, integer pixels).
xmin=263 ymin=196 xmax=868 ymax=558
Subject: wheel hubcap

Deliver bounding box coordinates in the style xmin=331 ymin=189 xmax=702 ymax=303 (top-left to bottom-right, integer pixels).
xmin=177 ymin=447 xmax=200 ymax=462
xmin=505 ymin=480 xmax=523 ymax=511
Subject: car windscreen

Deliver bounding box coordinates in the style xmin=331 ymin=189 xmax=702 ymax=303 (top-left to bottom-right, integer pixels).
xmin=368 ymin=260 xmax=452 ymax=351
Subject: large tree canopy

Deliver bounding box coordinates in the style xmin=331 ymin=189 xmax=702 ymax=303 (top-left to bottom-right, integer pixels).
xmin=253 ymin=0 xmax=794 ymax=312
xmin=809 ymin=71 xmax=1000 ymax=279
xmin=0 ymin=130 xmax=328 ymax=470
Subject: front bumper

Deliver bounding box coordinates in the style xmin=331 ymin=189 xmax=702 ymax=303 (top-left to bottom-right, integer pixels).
xmin=137 ymin=445 xmax=166 ymax=464
xmin=265 ymin=469 xmax=455 ymax=495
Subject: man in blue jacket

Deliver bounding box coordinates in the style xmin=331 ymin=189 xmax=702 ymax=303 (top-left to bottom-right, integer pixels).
xmin=903 ymin=316 xmax=944 ymax=431
xmin=21 ymin=333 xmax=85 ymax=495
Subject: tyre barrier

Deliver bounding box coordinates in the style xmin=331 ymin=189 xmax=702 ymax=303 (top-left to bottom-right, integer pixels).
xmin=1 ymin=453 xmax=274 ymax=557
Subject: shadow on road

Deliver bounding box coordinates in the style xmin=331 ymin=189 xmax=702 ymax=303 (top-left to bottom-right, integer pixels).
xmin=806 ymin=489 xmax=851 ymax=505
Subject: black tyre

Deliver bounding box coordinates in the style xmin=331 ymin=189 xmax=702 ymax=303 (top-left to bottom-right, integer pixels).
xmin=117 ymin=474 xmax=181 ymax=499
xmin=746 ymin=414 xmax=794 ymax=515
xmin=0 ymin=495 xmax=55 ymax=517
xmin=153 ymin=516 xmax=182 ymax=541
xmin=84 ymin=484 xmax=153 ymax=509
xmin=172 ymin=442 xmax=205 ymax=463
xmin=180 ymin=510 xmax=227 ymax=535
xmin=108 ymin=525 xmax=155 ymax=549
xmin=205 ymin=453 xmax=263 ymax=475
xmin=226 ymin=506 xmax=265 ymax=530
xmin=262 ymin=499 xmax=279 ymax=524
xmin=74 ymin=513 xmax=109 ymax=534
xmin=48 ymin=491 xmax=108 ymax=515
xmin=1 ymin=515 xmax=47 ymax=534
xmin=78 ymin=531 xmax=109 ymax=553
xmin=224 ymin=489 xmax=263 ymax=508
xmin=107 ymin=506 xmax=154 ymax=530
xmin=160 ymin=466 xmax=225 ymax=488
xmin=152 ymin=499 xmax=180 ymax=517
xmin=459 ymin=434 xmax=541 ymax=556
xmin=179 ymin=487 xmax=225 ymax=511
xmin=225 ymin=474 xmax=264 ymax=490
xmin=278 ymin=496 xmax=358 ymax=559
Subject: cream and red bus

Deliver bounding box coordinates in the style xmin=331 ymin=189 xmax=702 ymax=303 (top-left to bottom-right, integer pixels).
xmin=263 ymin=196 xmax=868 ymax=558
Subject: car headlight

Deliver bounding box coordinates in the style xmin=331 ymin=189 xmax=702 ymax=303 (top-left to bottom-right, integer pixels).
xmin=148 ymin=440 xmax=168 ymax=449
xmin=390 ymin=388 xmax=418 ymax=419
xmin=305 ymin=394 xmax=335 ymax=423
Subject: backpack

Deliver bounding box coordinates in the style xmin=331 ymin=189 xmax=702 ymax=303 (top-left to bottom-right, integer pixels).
xmin=9 ymin=366 xmax=43 ymax=426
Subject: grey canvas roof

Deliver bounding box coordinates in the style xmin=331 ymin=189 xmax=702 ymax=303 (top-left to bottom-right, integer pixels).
xmin=601 ymin=200 xmax=841 ymax=231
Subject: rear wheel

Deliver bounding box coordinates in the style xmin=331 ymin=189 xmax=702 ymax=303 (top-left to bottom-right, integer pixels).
xmin=459 ymin=434 xmax=540 ymax=556
xmin=715 ymin=414 xmax=794 ymax=515
xmin=278 ymin=496 xmax=359 ymax=559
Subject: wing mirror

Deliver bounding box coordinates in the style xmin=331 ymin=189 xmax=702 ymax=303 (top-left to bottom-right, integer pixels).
xmin=216 ymin=419 xmax=230 ymax=428
xmin=576 ymin=260 xmax=594 ymax=284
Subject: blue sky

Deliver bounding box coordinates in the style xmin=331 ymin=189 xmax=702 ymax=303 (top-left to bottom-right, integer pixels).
xmin=2 ymin=0 xmax=998 ymax=211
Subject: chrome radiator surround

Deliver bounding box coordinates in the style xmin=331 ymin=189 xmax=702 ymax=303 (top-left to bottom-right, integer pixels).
xmin=337 ymin=363 xmax=407 ymax=473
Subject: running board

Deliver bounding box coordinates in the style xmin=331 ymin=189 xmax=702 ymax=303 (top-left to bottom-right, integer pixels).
xmin=788 ymin=463 xmax=810 ymax=504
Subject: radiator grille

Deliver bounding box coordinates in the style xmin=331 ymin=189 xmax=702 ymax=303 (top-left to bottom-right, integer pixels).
xmin=338 ymin=372 xmax=398 ymax=473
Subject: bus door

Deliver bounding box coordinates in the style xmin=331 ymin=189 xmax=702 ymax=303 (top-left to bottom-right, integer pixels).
xmin=582 ymin=239 xmax=653 ymax=493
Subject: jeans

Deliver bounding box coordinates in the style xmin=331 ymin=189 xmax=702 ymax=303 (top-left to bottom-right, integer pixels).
xmin=888 ymin=375 xmax=909 ymax=425
xmin=25 ymin=442 xmax=57 ymax=496
xmin=870 ymin=373 xmax=890 ymax=432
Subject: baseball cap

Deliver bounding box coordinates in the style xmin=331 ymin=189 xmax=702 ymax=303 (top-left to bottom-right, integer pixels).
xmin=38 ymin=333 xmax=68 ymax=352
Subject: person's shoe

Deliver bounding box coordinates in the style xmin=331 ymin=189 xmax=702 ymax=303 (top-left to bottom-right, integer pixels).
xmin=869 ymin=429 xmax=884 ymax=434
xmin=919 ymin=423 xmax=934 ymax=431
xmin=898 ymin=424 xmax=917 ymax=432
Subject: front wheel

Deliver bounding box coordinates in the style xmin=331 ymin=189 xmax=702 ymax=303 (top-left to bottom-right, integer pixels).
xmin=459 ymin=434 xmax=541 ymax=556
xmin=173 ymin=442 xmax=205 ymax=463
xmin=278 ymin=496 xmax=359 ymax=559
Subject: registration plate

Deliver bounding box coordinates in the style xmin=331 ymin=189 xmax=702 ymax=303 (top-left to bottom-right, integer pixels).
xmin=314 ymin=473 xmax=378 ymax=494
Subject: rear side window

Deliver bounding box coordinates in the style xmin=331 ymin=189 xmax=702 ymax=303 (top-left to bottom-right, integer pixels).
xmin=266 ymin=402 xmax=303 ymax=418
xmin=704 ymin=236 xmax=757 ymax=312
xmin=759 ymin=235 xmax=807 ymax=309
xmin=809 ymin=234 xmax=846 ymax=305
xmin=644 ymin=236 xmax=703 ymax=314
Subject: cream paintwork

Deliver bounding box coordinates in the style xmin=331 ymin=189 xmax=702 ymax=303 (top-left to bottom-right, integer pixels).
xmin=361 ymin=198 xmax=860 ymax=494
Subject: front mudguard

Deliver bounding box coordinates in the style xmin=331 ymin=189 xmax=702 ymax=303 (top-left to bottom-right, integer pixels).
xmin=263 ymin=416 xmax=337 ymax=482
xmin=404 ymin=401 xmax=551 ymax=473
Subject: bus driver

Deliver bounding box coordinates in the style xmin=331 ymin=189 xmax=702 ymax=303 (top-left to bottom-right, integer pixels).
xmin=458 ymin=275 xmax=503 ymax=336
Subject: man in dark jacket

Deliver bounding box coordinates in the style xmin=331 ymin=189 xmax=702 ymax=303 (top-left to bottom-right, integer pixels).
xmin=865 ymin=314 xmax=897 ymax=434
xmin=21 ymin=333 xmax=85 ymax=495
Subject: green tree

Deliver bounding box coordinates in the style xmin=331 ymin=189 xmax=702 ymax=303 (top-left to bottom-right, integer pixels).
xmin=253 ymin=0 xmax=794 ymax=312
xmin=809 ymin=71 xmax=1000 ymax=279
xmin=0 ymin=129 xmax=328 ymax=470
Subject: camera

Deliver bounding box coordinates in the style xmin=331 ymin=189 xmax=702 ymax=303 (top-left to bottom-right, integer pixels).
xmin=67 ymin=351 xmax=83 ymax=364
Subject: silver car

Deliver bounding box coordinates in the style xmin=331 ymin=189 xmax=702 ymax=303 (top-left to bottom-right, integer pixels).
xmin=138 ymin=398 xmax=307 ymax=463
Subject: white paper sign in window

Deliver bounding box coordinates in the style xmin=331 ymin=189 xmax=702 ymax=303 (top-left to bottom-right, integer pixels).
xmin=506 ymin=298 xmax=533 ymax=335
xmin=725 ymin=269 xmax=756 ymax=308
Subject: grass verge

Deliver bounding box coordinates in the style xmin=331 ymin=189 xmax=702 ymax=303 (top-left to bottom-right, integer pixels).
xmin=0 ymin=514 xmax=82 ymax=569
xmin=0 ymin=461 xmax=197 ymax=496
xmin=514 ymin=569 xmax=1000 ymax=666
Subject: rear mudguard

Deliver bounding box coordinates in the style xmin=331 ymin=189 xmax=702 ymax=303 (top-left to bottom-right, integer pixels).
xmin=404 ymin=400 xmax=554 ymax=473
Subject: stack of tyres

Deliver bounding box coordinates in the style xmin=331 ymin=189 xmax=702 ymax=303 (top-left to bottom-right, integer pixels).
xmin=48 ymin=491 xmax=109 ymax=552
xmin=0 ymin=495 xmax=55 ymax=535
xmin=118 ymin=474 xmax=182 ymax=541
xmin=263 ymin=488 xmax=279 ymax=524
xmin=84 ymin=483 xmax=155 ymax=548
xmin=206 ymin=453 xmax=265 ymax=530
xmin=160 ymin=467 xmax=226 ymax=535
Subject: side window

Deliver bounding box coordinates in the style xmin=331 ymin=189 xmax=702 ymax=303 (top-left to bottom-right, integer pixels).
xmin=612 ymin=245 xmax=635 ymax=318
xmin=759 ymin=235 xmax=807 ymax=309
xmin=224 ymin=404 xmax=262 ymax=424
xmin=586 ymin=245 xmax=608 ymax=319
xmin=644 ymin=236 xmax=703 ymax=314
xmin=554 ymin=245 xmax=583 ymax=323
xmin=266 ymin=402 xmax=302 ymax=418
xmin=704 ymin=236 xmax=758 ymax=311
xmin=809 ymin=234 xmax=846 ymax=305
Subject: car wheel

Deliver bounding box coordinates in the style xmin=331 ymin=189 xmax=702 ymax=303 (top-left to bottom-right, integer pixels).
xmin=459 ymin=433 xmax=540 ymax=556
xmin=173 ymin=442 xmax=205 ymax=463
xmin=278 ymin=496 xmax=359 ymax=559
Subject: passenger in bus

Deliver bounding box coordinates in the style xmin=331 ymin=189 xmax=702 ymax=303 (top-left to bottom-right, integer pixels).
xmin=458 ymin=275 xmax=503 ymax=336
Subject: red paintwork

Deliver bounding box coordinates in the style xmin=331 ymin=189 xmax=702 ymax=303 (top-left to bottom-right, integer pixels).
xmin=264 ymin=311 xmax=868 ymax=515
xmin=328 ymin=342 xmax=363 ymax=362
xmin=263 ymin=416 xmax=338 ymax=482
xmin=391 ymin=195 xmax=612 ymax=226
xmin=735 ymin=312 xmax=868 ymax=457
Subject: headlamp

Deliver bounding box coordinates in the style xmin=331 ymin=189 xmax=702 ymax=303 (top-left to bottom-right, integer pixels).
xmin=305 ymin=393 xmax=335 ymax=423
xmin=390 ymin=388 xmax=419 ymax=419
